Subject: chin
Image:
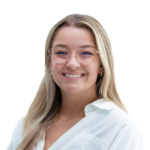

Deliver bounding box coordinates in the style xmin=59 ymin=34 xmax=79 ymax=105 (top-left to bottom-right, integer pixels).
xmin=63 ymin=85 xmax=82 ymax=93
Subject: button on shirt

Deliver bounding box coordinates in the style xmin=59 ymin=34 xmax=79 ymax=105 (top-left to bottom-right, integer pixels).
xmin=7 ymin=99 xmax=143 ymax=150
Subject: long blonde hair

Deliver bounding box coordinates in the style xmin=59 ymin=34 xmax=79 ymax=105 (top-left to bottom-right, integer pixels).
xmin=16 ymin=14 xmax=127 ymax=150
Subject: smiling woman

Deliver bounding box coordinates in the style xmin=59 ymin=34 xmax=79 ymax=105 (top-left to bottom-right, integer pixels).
xmin=7 ymin=14 xmax=143 ymax=150
xmin=49 ymin=26 xmax=102 ymax=95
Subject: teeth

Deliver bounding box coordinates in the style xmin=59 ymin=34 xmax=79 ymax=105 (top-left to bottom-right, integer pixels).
xmin=65 ymin=74 xmax=82 ymax=78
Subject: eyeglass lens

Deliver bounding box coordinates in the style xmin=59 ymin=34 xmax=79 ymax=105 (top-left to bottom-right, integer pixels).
xmin=51 ymin=47 xmax=97 ymax=64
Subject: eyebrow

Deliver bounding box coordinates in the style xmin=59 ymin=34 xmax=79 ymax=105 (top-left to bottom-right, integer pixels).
xmin=53 ymin=44 xmax=96 ymax=49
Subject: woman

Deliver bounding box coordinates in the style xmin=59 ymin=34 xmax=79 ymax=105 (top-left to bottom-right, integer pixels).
xmin=7 ymin=14 xmax=143 ymax=150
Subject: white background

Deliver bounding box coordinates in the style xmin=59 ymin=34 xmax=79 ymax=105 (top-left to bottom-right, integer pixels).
xmin=0 ymin=9 xmax=150 ymax=150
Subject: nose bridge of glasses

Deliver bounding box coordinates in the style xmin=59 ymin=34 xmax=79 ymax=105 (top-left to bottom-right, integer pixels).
xmin=70 ymin=51 xmax=76 ymax=55
xmin=67 ymin=51 xmax=79 ymax=63
xmin=68 ymin=52 xmax=78 ymax=61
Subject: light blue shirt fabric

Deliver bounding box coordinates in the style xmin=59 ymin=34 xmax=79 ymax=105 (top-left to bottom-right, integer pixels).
xmin=7 ymin=99 xmax=143 ymax=150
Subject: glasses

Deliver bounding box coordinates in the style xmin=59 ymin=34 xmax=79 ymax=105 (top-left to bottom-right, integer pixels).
xmin=48 ymin=47 xmax=99 ymax=65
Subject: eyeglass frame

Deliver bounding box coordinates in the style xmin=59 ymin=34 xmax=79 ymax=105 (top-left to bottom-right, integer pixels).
xmin=47 ymin=47 xmax=100 ymax=65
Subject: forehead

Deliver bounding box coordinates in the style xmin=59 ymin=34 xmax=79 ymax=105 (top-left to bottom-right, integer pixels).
xmin=52 ymin=26 xmax=97 ymax=49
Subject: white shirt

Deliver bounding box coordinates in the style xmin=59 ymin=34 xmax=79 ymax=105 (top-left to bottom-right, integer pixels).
xmin=7 ymin=98 xmax=143 ymax=150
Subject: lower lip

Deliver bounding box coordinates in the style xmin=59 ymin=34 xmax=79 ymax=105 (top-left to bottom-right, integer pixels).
xmin=62 ymin=74 xmax=85 ymax=80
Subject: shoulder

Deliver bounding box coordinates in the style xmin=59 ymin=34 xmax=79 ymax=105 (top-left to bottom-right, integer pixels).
xmin=101 ymin=103 xmax=143 ymax=142
xmin=92 ymin=101 xmax=136 ymax=129
xmin=92 ymin=99 xmax=135 ymax=125
xmin=13 ymin=117 xmax=25 ymax=136
xmin=7 ymin=117 xmax=25 ymax=150
xmin=90 ymin=99 xmax=140 ymax=131
xmin=103 ymin=102 xmax=137 ymax=129
xmin=107 ymin=108 xmax=143 ymax=149
xmin=109 ymin=106 xmax=132 ymax=124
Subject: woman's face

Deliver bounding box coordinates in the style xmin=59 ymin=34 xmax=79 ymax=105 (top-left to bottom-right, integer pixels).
xmin=49 ymin=26 xmax=103 ymax=94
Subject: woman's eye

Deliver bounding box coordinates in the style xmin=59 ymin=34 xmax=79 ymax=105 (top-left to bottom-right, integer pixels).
xmin=56 ymin=51 xmax=68 ymax=55
xmin=82 ymin=52 xmax=92 ymax=55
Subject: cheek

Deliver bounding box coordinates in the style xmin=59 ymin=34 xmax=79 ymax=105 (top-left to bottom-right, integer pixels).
xmin=51 ymin=64 xmax=58 ymax=77
xmin=85 ymin=65 xmax=99 ymax=78
xmin=51 ymin=64 xmax=63 ymax=81
xmin=89 ymin=64 xmax=100 ymax=81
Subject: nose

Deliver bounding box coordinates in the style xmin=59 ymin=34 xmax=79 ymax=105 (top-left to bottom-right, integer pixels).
xmin=66 ymin=53 xmax=80 ymax=69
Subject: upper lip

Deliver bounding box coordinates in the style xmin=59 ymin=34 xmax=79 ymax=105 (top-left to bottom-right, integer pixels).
xmin=62 ymin=72 xmax=85 ymax=75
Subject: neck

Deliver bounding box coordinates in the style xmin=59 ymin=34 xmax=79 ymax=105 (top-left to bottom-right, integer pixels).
xmin=59 ymin=88 xmax=100 ymax=118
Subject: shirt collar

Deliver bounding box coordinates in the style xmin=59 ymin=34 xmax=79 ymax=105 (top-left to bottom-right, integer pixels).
xmin=84 ymin=98 xmax=118 ymax=114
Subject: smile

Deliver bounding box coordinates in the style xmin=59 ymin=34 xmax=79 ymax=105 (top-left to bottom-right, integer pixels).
xmin=62 ymin=74 xmax=85 ymax=81
xmin=64 ymin=74 xmax=84 ymax=78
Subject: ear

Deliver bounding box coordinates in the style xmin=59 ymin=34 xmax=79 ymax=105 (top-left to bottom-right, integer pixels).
xmin=98 ymin=66 xmax=104 ymax=74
